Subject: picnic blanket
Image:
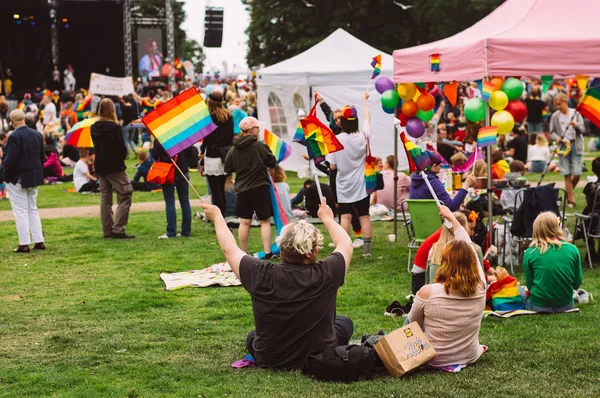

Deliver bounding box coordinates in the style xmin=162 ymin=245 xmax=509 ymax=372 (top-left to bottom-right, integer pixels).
xmin=483 ymin=308 xmax=580 ymax=318
xmin=160 ymin=262 xmax=241 ymax=290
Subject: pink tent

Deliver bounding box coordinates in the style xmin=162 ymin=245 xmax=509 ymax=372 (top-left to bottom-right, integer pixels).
xmin=393 ymin=0 xmax=600 ymax=83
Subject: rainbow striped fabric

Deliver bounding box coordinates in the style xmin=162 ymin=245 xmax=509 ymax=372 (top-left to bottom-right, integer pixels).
xmin=400 ymin=131 xmax=431 ymax=174
xmin=477 ymin=126 xmax=498 ymax=148
xmin=371 ymin=54 xmax=381 ymax=79
xmin=488 ymin=276 xmax=524 ymax=311
xmin=301 ymin=117 xmax=344 ymax=159
xmin=292 ymin=122 xmax=306 ymax=145
xmin=429 ymin=53 xmax=440 ymax=72
xmin=577 ymin=87 xmax=600 ymax=127
xmin=141 ymin=97 xmax=161 ymax=116
xmin=142 ymin=87 xmax=217 ymax=157
xmin=365 ymin=155 xmax=378 ymax=194
xmin=254 ymin=175 xmax=289 ymax=259
xmin=264 ymin=129 xmax=291 ymax=164
xmin=482 ymin=80 xmax=495 ymax=102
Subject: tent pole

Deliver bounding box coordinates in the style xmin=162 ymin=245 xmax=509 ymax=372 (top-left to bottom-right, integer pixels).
xmin=486 ymin=107 xmax=494 ymax=248
xmin=393 ymin=121 xmax=398 ymax=240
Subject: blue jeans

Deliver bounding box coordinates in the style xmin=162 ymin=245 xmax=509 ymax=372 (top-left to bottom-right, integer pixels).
xmin=123 ymin=126 xmax=137 ymax=156
xmin=162 ymin=174 xmax=192 ymax=237
xmin=528 ymin=122 xmax=543 ymax=134
xmin=518 ymin=286 xmax=575 ymax=313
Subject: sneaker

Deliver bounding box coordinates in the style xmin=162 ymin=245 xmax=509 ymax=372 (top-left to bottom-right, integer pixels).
xmin=352 ymin=238 xmax=364 ymax=249
xmin=158 ymin=234 xmax=174 ymax=239
xmin=328 ymin=242 xmax=336 ymax=248
xmin=384 ymin=300 xmax=412 ymax=317
xmin=362 ymin=253 xmax=372 ymax=260
xmin=574 ymin=289 xmax=593 ymax=304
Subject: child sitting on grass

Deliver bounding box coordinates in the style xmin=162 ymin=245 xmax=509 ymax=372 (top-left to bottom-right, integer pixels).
xmin=73 ymin=148 xmax=99 ymax=193
xmin=131 ymin=151 xmax=160 ymax=192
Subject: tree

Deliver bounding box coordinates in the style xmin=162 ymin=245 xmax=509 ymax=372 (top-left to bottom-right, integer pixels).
xmin=242 ymin=0 xmax=504 ymax=68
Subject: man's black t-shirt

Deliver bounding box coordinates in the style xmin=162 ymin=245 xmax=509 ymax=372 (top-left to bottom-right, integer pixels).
xmin=507 ymin=135 xmax=528 ymax=163
xmin=239 ymin=252 xmax=346 ymax=370
xmin=525 ymin=98 xmax=545 ymax=124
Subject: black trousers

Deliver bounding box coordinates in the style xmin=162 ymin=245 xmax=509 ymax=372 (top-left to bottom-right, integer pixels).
xmin=411 ymin=272 xmax=426 ymax=295
xmin=245 ymin=315 xmax=354 ymax=358
xmin=79 ymin=181 xmax=99 ymax=193
xmin=207 ymin=174 xmax=227 ymax=216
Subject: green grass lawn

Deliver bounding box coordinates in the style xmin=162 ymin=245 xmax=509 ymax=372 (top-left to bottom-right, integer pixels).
xmin=1 ymin=208 xmax=599 ymax=397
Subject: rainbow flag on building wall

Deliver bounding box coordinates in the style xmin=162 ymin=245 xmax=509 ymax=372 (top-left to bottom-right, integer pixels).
xmin=264 ymin=129 xmax=291 ymax=164
xmin=142 ymin=87 xmax=217 ymax=157
xmin=577 ymin=87 xmax=600 ymax=127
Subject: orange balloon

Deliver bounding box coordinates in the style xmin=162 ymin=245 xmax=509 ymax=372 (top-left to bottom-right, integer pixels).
xmin=490 ymin=76 xmax=505 ymax=91
xmin=402 ymin=100 xmax=418 ymax=118
xmin=416 ymin=93 xmax=435 ymax=111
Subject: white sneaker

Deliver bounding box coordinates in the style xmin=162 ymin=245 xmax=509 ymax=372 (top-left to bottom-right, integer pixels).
xmin=574 ymin=289 xmax=593 ymax=304
xmin=158 ymin=234 xmax=173 ymax=239
xmin=352 ymin=239 xmax=364 ymax=249
xmin=328 ymin=242 xmax=336 ymax=248
xmin=362 ymin=253 xmax=372 ymax=260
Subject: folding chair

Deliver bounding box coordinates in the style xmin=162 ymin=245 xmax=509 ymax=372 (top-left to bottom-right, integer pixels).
xmin=574 ymin=185 xmax=600 ymax=269
xmin=400 ymin=199 xmax=443 ymax=273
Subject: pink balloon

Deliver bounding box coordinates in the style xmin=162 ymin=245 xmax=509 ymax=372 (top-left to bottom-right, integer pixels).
xmin=406 ymin=117 xmax=426 ymax=138
xmin=375 ymin=77 xmax=395 ymax=95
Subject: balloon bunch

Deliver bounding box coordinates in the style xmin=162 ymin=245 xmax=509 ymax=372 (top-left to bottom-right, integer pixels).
xmin=463 ymin=77 xmax=527 ymax=135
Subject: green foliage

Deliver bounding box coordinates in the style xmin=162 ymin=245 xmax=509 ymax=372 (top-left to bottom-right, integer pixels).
xmin=242 ymin=0 xmax=504 ymax=67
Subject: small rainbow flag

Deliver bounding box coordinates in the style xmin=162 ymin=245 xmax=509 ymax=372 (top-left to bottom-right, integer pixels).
xmin=477 ymin=126 xmax=498 ymax=148
xmin=371 ymin=54 xmax=382 ymax=79
xmin=264 ymin=129 xmax=291 ymax=164
xmin=400 ymin=131 xmax=431 ymax=174
xmin=75 ymin=96 xmax=92 ymax=112
xmin=482 ymin=80 xmax=495 ymax=102
xmin=292 ymin=122 xmax=306 ymax=145
xmin=577 ymin=87 xmax=600 ymax=127
xmin=429 ymin=53 xmax=440 ymax=72
xmin=541 ymin=108 xmax=549 ymax=120
xmin=142 ymin=86 xmax=217 ymax=157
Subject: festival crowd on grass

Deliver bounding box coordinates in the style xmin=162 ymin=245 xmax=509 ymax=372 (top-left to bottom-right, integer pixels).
xmin=0 ymin=69 xmax=595 ymax=381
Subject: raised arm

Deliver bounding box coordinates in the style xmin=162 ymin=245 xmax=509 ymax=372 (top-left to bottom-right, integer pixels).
xmin=363 ymin=92 xmax=370 ymax=126
xmin=318 ymin=198 xmax=352 ymax=271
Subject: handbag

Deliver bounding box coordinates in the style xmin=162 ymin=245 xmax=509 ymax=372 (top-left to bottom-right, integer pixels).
xmin=147 ymin=155 xmax=178 ymax=185
xmin=363 ymin=132 xmax=384 ymax=195
xmin=304 ymin=344 xmax=378 ymax=383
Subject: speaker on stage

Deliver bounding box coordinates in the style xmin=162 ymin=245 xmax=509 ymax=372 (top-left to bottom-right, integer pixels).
xmin=204 ymin=7 xmax=224 ymax=48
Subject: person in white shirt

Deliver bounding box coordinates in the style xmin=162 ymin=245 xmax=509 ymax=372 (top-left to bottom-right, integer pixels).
xmin=40 ymin=96 xmax=57 ymax=126
xmin=527 ymin=134 xmax=551 ymax=173
xmin=73 ymin=148 xmax=99 ymax=193
xmin=328 ymin=92 xmax=373 ymax=259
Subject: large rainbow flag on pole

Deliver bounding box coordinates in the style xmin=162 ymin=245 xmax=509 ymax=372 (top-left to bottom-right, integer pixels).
xmin=371 ymin=54 xmax=382 ymax=79
xmin=264 ymin=129 xmax=291 ymax=163
xmin=577 ymin=87 xmax=600 ymax=127
xmin=142 ymin=87 xmax=217 ymax=157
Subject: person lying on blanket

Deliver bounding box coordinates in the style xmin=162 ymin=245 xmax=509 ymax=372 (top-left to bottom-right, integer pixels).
xmin=201 ymin=197 xmax=354 ymax=371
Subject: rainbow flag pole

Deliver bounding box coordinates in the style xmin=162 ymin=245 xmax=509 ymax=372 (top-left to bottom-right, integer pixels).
xmin=310 ymin=159 xmax=324 ymax=201
xmin=420 ymin=170 xmax=453 ymax=229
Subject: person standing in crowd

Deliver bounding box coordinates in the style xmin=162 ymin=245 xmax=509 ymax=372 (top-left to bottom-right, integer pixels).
xmin=550 ymin=93 xmax=586 ymax=208
xmin=121 ymin=95 xmax=139 ymax=158
xmin=200 ymin=90 xmax=233 ymax=216
xmin=152 ymin=143 xmax=193 ymax=239
xmin=64 ymin=65 xmax=76 ymax=92
xmin=60 ymin=101 xmax=78 ymax=132
xmin=51 ymin=65 xmax=61 ymax=91
xmin=524 ymin=87 xmax=546 ymax=134
xmin=224 ymin=116 xmax=276 ymax=257
xmin=504 ymin=126 xmax=528 ymax=164
xmin=1 ymin=110 xmax=46 ymax=253
xmin=328 ymin=93 xmax=373 ymax=259
xmin=73 ymin=148 xmax=99 ymax=193
xmin=91 ymin=98 xmax=134 ymax=239
xmin=0 ymin=99 xmax=10 ymax=132
xmin=40 ymin=95 xmax=58 ymax=127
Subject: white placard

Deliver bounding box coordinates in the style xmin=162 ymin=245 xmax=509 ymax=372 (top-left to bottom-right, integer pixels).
xmin=88 ymin=73 xmax=134 ymax=97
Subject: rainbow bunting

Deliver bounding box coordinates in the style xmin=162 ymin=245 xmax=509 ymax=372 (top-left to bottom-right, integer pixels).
xmin=400 ymin=131 xmax=431 ymax=174
xmin=477 ymin=126 xmax=498 ymax=148
xmin=142 ymin=86 xmax=217 ymax=157
xmin=577 ymin=87 xmax=600 ymax=127
xmin=370 ymin=54 xmax=381 ymax=79
xmin=482 ymin=80 xmax=495 ymax=102
xmin=264 ymin=129 xmax=291 ymax=164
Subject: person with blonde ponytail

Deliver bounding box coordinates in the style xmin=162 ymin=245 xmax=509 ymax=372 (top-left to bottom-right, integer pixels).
xmin=522 ymin=212 xmax=582 ymax=312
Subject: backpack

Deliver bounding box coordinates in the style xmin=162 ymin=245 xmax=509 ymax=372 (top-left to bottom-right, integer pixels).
xmin=304 ymin=345 xmax=378 ymax=383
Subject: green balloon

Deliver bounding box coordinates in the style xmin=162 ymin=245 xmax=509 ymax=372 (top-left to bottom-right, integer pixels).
xmin=381 ymin=89 xmax=400 ymax=109
xmin=464 ymin=98 xmax=486 ymax=122
xmin=416 ymin=108 xmax=434 ymax=122
xmin=502 ymin=77 xmax=524 ymax=100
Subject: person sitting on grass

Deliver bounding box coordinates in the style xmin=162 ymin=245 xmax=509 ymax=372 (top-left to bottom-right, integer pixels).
xmin=522 ymin=212 xmax=582 ymax=312
xmin=200 ymin=197 xmax=354 ymax=370
xmin=130 ymin=150 xmax=160 ymax=192
xmin=407 ymin=205 xmax=487 ymax=369
xmin=73 ymin=148 xmax=99 ymax=193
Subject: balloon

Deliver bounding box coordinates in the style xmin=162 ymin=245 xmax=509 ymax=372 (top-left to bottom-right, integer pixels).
xmin=401 ymin=100 xmax=418 ymax=118
xmin=464 ymin=98 xmax=486 ymax=122
xmin=489 ymin=90 xmax=509 ymax=111
xmin=397 ymin=112 xmax=409 ymax=126
xmin=489 ymin=76 xmax=504 ymax=91
xmin=417 ymin=93 xmax=435 ymax=111
xmin=397 ymin=83 xmax=417 ymax=100
xmin=381 ymin=89 xmax=400 ymax=109
xmin=406 ymin=117 xmax=426 ymax=138
xmin=502 ymin=77 xmax=524 ymax=100
xmin=375 ymin=77 xmax=395 ymax=95
xmin=382 ymin=104 xmax=395 ymax=114
xmin=416 ymin=108 xmax=434 ymax=122
xmin=505 ymin=99 xmax=527 ymax=122
xmin=491 ymin=110 xmax=515 ymax=135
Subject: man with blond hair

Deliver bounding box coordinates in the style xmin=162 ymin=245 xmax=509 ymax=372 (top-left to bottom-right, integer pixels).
xmin=201 ymin=197 xmax=354 ymax=370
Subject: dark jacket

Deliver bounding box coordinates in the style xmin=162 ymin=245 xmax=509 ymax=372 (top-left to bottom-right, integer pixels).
xmin=2 ymin=125 xmax=45 ymax=188
xmin=133 ymin=158 xmax=160 ymax=190
xmin=409 ymin=171 xmax=467 ymax=212
xmin=91 ymin=120 xmax=127 ymax=175
xmin=224 ymin=134 xmax=276 ymax=194
xmin=201 ymin=113 xmax=234 ymax=159
xmin=319 ymin=101 xmax=342 ymax=135
xmin=151 ymin=143 xmax=192 ymax=182
xmin=510 ymin=184 xmax=560 ymax=237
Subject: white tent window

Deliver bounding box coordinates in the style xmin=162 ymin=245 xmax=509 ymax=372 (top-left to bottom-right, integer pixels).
xmin=268 ymin=92 xmax=288 ymax=137
xmin=293 ymin=93 xmax=306 ymax=113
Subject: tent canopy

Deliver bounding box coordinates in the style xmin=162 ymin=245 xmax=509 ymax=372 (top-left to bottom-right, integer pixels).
xmin=393 ymin=0 xmax=600 ymax=83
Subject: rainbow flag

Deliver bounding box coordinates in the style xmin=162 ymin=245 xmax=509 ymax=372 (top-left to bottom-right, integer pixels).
xmin=400 ymin=131 xmax=431 ymax=174
xmin=141 ymin=97 xmax=161 ymax=116
xmin=365 ymin=156 xmax=378 ymax=194
xmin=482 ymin=80 xmax=495 ymax=102
xmin=541 ymin=108 xmax=549 ymax=120
xmin=477 ymin=126 xmax=498 ymax=148
xmin=301 ymin=118 xmax=344 ymax=159
xmin=263 ymin=129 xmax=291 ymax=164
xmin=429 ymin=54 xmax=440 ymax=72
xmin=142 ymin=86 xmax=217 ymax=157
xmin=254 ymin=175 xmax=289 ymax=259
xmin=292 ymin=122 xmax=306 ymax=145
xmin=577 ymin=87 xmax=600 ymax=127
xmin=487 ymin=276 xmax=524 ymax=311
xmin=371 ymin=54 xmax=381 ymax=79
xmin=75 ymin=96 xmax=92 ymax=112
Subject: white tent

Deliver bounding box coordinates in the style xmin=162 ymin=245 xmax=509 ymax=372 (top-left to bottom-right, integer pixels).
xmin=257 ymin=28 xmax=408 ymax=173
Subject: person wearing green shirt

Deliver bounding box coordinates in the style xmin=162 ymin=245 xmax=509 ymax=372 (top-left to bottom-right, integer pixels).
xmin=522 ymin=212 xmax=583 ymax=312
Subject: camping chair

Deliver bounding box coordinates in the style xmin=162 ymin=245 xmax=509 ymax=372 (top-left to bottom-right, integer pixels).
xmin=501 ymin=186 xmax=567 ymax=274
xmin=574 ymin=185 xmax=600 ymax=270
xmin=400 ymin=199 xmax=443 ymax=273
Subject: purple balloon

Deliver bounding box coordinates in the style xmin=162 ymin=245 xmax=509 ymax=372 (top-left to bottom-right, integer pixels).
xmin=375 ymin=77 xmax=395 ymax=95
xmin=406 ymin=117 xmax=426 ymax=138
